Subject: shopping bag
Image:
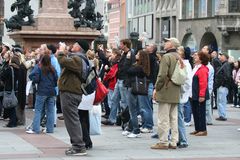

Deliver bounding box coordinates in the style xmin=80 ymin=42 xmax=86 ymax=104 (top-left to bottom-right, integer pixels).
xmin=93 ymin=78 xmax=109 ymax=105
xmin=89 ymin=104 xmax=102 ymax=135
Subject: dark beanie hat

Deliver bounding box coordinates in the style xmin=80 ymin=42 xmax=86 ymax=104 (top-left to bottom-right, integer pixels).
xmin=76 ymin=39 xmax=89 ymax=52
xmin=47 ymin=44 xmax=57 ymax=54
xmin=184 ymin=47 xmax=191 ymax=60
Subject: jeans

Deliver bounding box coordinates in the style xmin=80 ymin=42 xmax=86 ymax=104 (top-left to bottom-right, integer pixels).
xmin=217 ymin=86 xmax=229 ymax=118
xmin=178 ymin=103 xmax=188 ymax=145
xmin=32 ymin=95 xmax=55 ymax=133
xmin=109 ymin=80 xmax=128 ymax=123
xmin=127 ymin=88 xmax=140 ymax=134
xmin=206 ymin=95 xmax=213 ymax=124
xmin=183 ymin=100 xmax=191 ymax=123
xmin=138 ymin=94 xmax=153 ymax=129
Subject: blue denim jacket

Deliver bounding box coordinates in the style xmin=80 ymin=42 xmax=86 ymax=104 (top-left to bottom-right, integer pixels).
xmin=29 ymin=65 xmax=58 ymax=96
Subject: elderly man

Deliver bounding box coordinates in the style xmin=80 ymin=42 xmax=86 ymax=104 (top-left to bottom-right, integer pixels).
xmin=57 ymin=40 xmax=90 ymax=156
xmin=151 ymin=38 xmax=181 ymax=150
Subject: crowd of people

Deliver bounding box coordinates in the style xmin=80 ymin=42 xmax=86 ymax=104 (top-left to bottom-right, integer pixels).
xmin=0 ymin=36 xmax=239 ymax=156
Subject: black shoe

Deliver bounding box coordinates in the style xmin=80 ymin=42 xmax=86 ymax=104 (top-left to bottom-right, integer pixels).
xmin=215 ymin=116 xmax=227 ymax=121
xmin=101 ymin=120 xmax=115 ymax=125
xmin=178 ymin=144 xmax=188 ymax=148
xmin=207 ymin=123 xmax=213 ymax=125
xmin=85 ymin=145 xmax=92 ymax=150
xmin=101 ymin=114 xmax=109 ymax=119
xmin=151 ymin=133 xmax=159 ymax=139
xmin=212 ymin=106 xmax=217 ymax=109
xmin=4 ymin=124 xmax=17 ymax=128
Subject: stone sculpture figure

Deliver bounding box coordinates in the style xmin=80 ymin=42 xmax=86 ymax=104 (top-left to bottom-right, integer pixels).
xmin=5 ymin=0 xmax=35 ymax=31
xmin=68 ymin=0 xmax=103 ymax=31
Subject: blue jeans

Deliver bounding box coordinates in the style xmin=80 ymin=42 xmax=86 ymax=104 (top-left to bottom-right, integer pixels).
xmin=109 ymin=80 xmax=128 ymax=123
xmin=217 ymin=86 xmax=228 ymax=118
xmin=178 ymin=103 xmax=188 ymax=145
xmin=138 ymin=83 xmax=153 ymax=129
xmin=33 ymin=95 xmax=55 ymax=133
xmin=127 ymin=88 xmax=140 ymax=134
xmin=107 ymin=89 xmax=114 ymax=109
xmin=183 ymin=100 xmax=191 ymax=123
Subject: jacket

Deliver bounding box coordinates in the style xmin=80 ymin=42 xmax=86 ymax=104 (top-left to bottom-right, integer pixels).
xmin=29 ymin=65 xmax=58 ymax=96
xmin=214 ymin=61 xmax=232 ymax=89
xmin=103 ymin=63 xmax=118 ymax=90
xmin=192 ymin=65 xmax=209 ymax=101
xmin=180 ymin=60 xmax=192 ymax=104
xmin=155 ymin=50 xmax=181 ymax=103
xmin=117 ymin=50 xmax=136 ymax=80
xmin=57 ymin=52 xmax=83 ymax=95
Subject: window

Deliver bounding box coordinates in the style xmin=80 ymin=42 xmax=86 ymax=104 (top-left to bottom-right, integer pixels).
xmin=186 ymin=0 xmax=193 ymax=19
xmin=229 ymin=0 xmax=240 ymax=13
xmin=199 ymin=0 xmax=207 ymax=17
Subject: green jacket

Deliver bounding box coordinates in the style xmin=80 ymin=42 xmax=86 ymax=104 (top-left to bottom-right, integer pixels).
xmin=155 ymin=51 xmax=181 ymax=103
xmin=57 ymin=52 xmax=83 ymax=95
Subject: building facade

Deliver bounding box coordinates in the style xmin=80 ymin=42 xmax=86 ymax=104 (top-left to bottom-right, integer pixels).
xmin=128 ymin=0 xmax=155 ymax=47
xmin=0 ymin=0 xmax=4 ymax=44
xmin=155 ymin=0 xmax=178 ymax=48
xmin=179 ymin=0 xmax=240 ymax=56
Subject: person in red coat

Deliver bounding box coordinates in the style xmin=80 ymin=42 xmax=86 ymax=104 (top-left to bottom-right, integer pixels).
xmin=103 ymin=48 xmax=121 ymax=118
xmin=190 ymin=51 xmax=209 ymax=136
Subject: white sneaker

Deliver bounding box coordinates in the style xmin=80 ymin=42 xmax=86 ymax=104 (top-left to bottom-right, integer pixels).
xmin=185 ymin=122 xmax=192 ymax=127
xmin=140 ymin=128 xmax=153 ymax=133
xmin=42 ymin=127 xmax=46 ymax=133
xmin=236 ymin=105 xmax=240 ymax=108
xmin=127 ymin=133 xmax=141 ymax=138
xmin=237 ymin=128 xmax=240 ymax=131
xmin=122 ymin=130 xmax=131 ymax=136
xmin=26 ymin=129 xmax=35 ymax=134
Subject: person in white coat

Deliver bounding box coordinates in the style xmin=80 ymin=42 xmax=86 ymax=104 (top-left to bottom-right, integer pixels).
xmin=177 ymin=46 xmax=193 ymax=148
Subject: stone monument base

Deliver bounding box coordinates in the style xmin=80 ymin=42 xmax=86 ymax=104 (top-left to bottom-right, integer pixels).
xmin=9 ymin=27 xmax=100 ymax=50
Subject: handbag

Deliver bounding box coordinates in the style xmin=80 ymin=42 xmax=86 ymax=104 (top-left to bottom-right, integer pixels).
xmin=93 ymin=78 xmax=109 ymax=105
xmin=131 ymin=76 xmax=149 ymax=95
xmin=3 ymin=66 xmax=18 ymax=109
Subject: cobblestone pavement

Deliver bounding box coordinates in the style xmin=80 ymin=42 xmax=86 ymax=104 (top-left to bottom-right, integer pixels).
xmin=0 ymin=104 xmax=239 ymax=160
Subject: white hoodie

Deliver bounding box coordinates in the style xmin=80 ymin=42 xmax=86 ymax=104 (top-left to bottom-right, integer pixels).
xmin=180 ymin=60 xmax=193 ymax=104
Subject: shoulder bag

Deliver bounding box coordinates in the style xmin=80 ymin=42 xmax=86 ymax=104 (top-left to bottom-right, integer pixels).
xmin=3 ymin=67 xmax=18 ymax=109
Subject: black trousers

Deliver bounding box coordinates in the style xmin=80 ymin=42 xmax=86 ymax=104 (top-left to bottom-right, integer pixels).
xmin=78 ymin=110 xmax=92 ymax=148
xmin=192 ymin=100 xmax=207 ymax=132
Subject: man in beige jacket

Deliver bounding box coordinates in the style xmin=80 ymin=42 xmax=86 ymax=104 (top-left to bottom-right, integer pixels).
xmin=151 ymin=38 xmax=181 ymax=149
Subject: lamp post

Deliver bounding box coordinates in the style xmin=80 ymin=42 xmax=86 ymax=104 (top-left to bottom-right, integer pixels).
xmin=0 ymin=0 xmax=4 ymax=44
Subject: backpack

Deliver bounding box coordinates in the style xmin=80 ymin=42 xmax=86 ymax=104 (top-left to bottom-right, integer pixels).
xmin=78 ymin=54 xmax=97 ymax=95
xmin=171 ymin=55 xmax=188 ymax=85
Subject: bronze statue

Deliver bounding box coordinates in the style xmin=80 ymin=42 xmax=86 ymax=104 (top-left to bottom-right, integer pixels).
xmin=68 ymin=0 xmax=103 ymax=31
xmin=5 ymin=0 xmax=35 ymax=31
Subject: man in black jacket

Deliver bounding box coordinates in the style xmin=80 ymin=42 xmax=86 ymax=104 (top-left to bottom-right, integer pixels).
xmin=211 ymin=51 xmax=222 ymax=109
xmin=214 ymin=53 xmax=231 ymax=121
xmin=102 ymin=39 xmax=135 ymax=125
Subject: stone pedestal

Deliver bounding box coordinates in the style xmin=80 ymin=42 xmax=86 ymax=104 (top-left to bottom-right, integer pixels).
xmin=8 ymin=0 xmax=100 ymax=50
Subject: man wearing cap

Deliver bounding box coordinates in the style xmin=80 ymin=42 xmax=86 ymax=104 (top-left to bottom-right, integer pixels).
xmin=151 ymin=37 xmax=181 ymax=149
xmin=57 ymin=40 xmax=89 ymax=156
xmin=215 ymin=53 xmax=231 ymax=121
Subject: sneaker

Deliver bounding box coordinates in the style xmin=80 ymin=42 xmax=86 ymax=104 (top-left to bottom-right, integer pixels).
xmin=122 ymin=130 xmax=131 ymax=136
xmin=26 ymin=129 xmax=36 ymax=134
xmin=235 ymin=105 xmax=240 ymax=108
xmin=215 ymin=116 xmax=227 ymax=121
xmin=151 ymin=133 xmax=159 ymax=139
xmin=127 ymin=133 xmax=140 ymax=138
xmin=65 ymin=147 xmax=87 ymax=156
xmin=237 ymin=128 xmax=240 ymax=131
xmin=140 ymin=128 xmax=153 ymax=133
xmin=41 ymin=127 xmax=46 ymax=133
xmin=101 ymin=120 xmax=115 ymax=126
xmin=184 ymin=122 xmax=192 ymax=127
xmin=178 ymin=144 xmax=188 ymax=148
